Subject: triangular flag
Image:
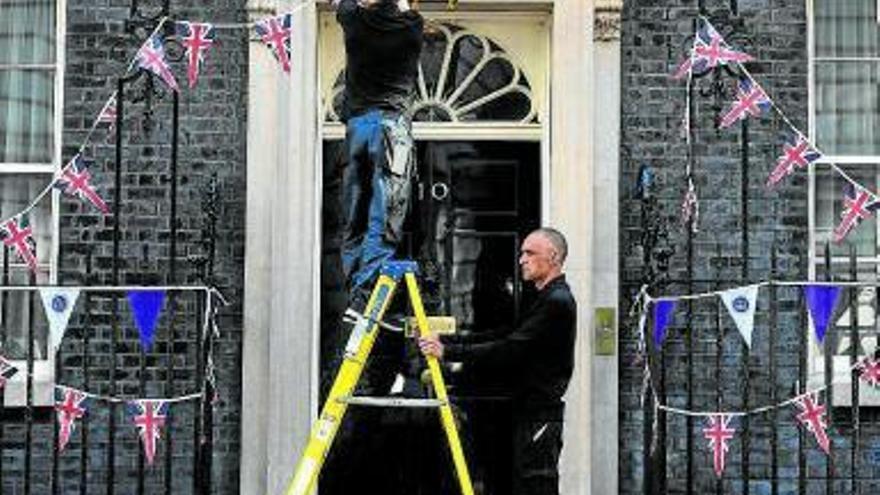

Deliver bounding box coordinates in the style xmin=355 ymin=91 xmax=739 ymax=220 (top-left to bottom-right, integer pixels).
xmin=0 ymin=356 xmax=19 ymax=390
xmin=176 ymin=21 xmax=216 ymax=88
xmin=803 ymin=285 xmax=841 ymax=343
xmin=719 ymin=77 xmax=771 ymax=129
xmin=136 ymin=34 xmax=179 ymax=92
xmin=127 ymin=291 xmax=166 ymax=351
xmin=653 ymin=300 xmax=676 ymax=346
xmin=128 ymin=399 xmax=169 ymax=465
xmin=96 ymin=93 xmax=117 ymax=131
xmin=254 ymin=13 xmax=293 ymax=73
xmin=703 ymin=414 xmax=735 ymax=477
xmin=672 ymin=21 xmax=753 ymax=79
xmin=766 ymin=133 xmax=822 ymax=188
xmin=832 ymin=183 xmax=880 ymax=243
xmin=55 ymin=154 xmax=111 ymax=214
xmin=55 ymin=386 xmax=89 ymax=453
xmin=1 ymin=214 xmax=38 ymax=273
xmin=39 ymin=288 xmax=80 ymax=355
xmin=719 ymin=285 xmax=759 ymax=348
xmin=795 ymin=393 xmax=830 ymax=455
xmin=858 ymin=357 xmax=880 ymax=388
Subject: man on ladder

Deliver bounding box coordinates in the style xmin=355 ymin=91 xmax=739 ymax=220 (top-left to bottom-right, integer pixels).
xmin=332 ymin=0 xmax=424 ymax=403
xmin=321 ymin=0 xmax=425 ymax=492
xmin=335 ymin=0 xmax=423 ymax=304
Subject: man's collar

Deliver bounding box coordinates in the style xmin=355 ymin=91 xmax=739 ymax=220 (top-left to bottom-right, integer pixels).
xmin=538 ymin=273 xmax=566 ymax=292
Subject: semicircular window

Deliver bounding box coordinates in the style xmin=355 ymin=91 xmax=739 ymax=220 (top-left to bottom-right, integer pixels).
xmin=325 ymin=22 xmax=536 ymax=124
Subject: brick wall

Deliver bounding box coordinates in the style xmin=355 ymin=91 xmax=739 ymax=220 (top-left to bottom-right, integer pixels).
xmin=620 ymin=1 xmax=880 ymax=494
xmin=1 ymin=2 xmax=247 ymax=494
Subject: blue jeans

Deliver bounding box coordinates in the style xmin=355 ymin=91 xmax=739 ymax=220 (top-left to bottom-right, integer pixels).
xmin=342 ymin=110 xmax=415 ymax=294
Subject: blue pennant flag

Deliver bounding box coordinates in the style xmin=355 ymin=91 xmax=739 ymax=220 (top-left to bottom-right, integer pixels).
xmin=127 ymin=291 xmax=166 ymax=351
xmin=803 ymin=285 xmax=841 ymax=343
xmin=653 ymin=300 xmax=677 ymax=347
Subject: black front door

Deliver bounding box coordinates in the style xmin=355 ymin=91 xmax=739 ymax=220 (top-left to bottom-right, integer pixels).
xmin=320 ymin=138 xmax=541 ymax=494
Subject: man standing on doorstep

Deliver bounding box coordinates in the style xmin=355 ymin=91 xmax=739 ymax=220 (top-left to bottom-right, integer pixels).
xmin=419 ymin=227 xmax=578 ymax=495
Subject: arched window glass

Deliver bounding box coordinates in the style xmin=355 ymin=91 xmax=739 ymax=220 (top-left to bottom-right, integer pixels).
xmin=325 ymin=22 xmax=536 ymax=124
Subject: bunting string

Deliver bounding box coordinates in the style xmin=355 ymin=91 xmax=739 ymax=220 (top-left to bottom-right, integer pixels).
xmin=640 ymin=14 xmax=878 ymax=472
xmin=54 ymin=384 xmax=202 ymax=405
xmin=646 ymin=278 xmax=880 ymax=303
xmin=676 ymin=16 xmax=880 ymax=239
xmin=638 ymin=279 xmax=879 ymax=418
xmin=0 ymin=4 xmax=312 ymax=268
xmin=0 ymin=285 xmax=212 ymax=292
xmin=210 ymin=1 xmax=311 ymax=29
xmin=679 ymin=20 xmax=700 ymax=231
xmin=0 ymin=285 xmax=224 ymax=392
xmin=654 ymin=363 xmax=858 ymax=418
xmin=638 ymin=307 xmax=864 ymax=419
xmin=4 ymin=17 xmax=170 ymax=234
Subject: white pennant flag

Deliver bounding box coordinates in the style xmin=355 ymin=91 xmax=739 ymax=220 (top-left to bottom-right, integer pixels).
xmin=40 ymin=289 xmax=81 ymax=355
xmin=719 ymin=285 xmax=759 ymax=348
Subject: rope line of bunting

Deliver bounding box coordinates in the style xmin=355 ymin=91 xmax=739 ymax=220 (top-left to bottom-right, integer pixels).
xmin=0 ymin=2 xmax=314 ymax=270
xmin=1 ymin=0 xmax=261 ymax=464
xmin=660 ymin=18 xmax=880 ymax=474
xmin=675 ymin=16 xmax=874 ymax=242
xmin=52 ymin=385 xmax=203 ymax=465
xmin=53 ymin=384 xmax=203 ymax=405
xmin=1 ymin=286 xmax=226 ymax=465
xmin=634 ymin=278 xmax=880 ymax=477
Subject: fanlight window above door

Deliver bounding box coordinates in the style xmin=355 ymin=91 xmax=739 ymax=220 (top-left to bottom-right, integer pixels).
xmin=325 ymin=22 xmax=536 ymax=124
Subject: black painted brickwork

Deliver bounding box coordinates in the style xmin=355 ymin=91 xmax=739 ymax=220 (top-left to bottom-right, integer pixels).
xmin=1 ymin=2 xmax=247 ymax=494
xmin=621 ymin=1 xmax=880 ymax=494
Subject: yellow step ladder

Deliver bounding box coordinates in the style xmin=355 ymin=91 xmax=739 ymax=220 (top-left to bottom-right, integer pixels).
xmin=284 ymin=261 xmax=475 ymax=495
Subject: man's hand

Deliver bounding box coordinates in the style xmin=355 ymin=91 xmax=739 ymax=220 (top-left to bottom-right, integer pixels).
xmin=418 ymin=334 xmax=444 ymax=359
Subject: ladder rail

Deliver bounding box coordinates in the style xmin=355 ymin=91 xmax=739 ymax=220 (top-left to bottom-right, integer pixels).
xmin=283 ymin=262 xmax=476 ymax=495
xmin=285 ymin=274 xmax=399 ymax=495
xmin=404 ymin=272 xmax=476 ymax=495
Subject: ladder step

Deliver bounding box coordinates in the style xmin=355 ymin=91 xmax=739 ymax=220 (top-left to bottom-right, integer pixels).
xmin=337 ymin=396 xmax=446 ymax=408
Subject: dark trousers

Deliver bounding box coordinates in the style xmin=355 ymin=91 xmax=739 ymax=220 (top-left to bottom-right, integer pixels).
xmin=342 ymin=110 xmax=414 ymax=293
xmin=511 ymin=416 xmax=564 ymax=495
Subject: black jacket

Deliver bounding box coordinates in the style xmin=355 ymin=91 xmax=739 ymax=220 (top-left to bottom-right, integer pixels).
xmin=336 ymin=0 xmax=423 ymax=120
xmin=442 ymin=275 xmax=577 ymax=413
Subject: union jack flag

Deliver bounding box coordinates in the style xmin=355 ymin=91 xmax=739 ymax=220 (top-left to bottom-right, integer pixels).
xmin=55 ymin=154 xmax=111 ymax=214
xmin=858 ymin=357 xmax=880 ymax=388
xmin=96 ymin=94 xmax=117 ymax=131
xmin=702 ymin=414 xmax=735 ymax=478
xmin=795 ymin=393 xmax=830 ymax=455
xmin=55 ymin=387 xmax=89 ymax=453
xmin=255 ymin=14 xmax=293 ymax=74
xmin=766 ymin=133 xmax=822 ymax=188
xmin=177 ymin=21 xmax=215 ymax=88
xmin=681 ymin=178 xmax=699 ymax=232
xmin=136 ymin=34 xmax=179 ymax=92
xmin=128 ymin=399 xmax=169 ymax=466
xmin=0 ymin=356 xmax=18 ymax=390
xmin=1 ymin=215 xmax=38 ymax=273
xmin=720 ymin=78 xmax=772 ymax=129
xmin=833 ymin=183 xmax=880 ymax=244
xmin=674 ymin=22 xmax=753 ymax=79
